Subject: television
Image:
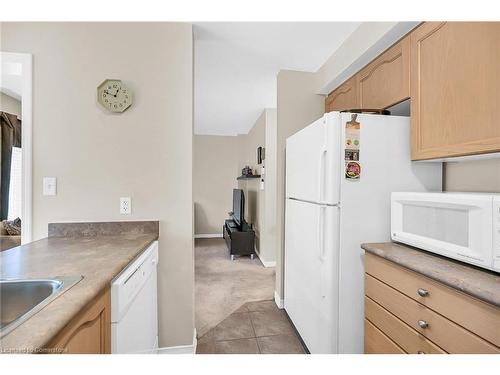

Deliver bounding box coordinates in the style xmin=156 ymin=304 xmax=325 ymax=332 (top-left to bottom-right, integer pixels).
xmin=232 ymin=189 xmax=245 ymax=228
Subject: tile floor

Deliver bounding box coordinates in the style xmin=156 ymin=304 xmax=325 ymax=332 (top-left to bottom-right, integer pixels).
xmin=195 ymin=238 xmax=275 ymax=337
xmin=196 ymin=300 xmax=306 ymax=354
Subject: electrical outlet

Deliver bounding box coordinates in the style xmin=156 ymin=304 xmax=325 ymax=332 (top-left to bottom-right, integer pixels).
xmin=120 ymin=197 xmax=131 ymax=214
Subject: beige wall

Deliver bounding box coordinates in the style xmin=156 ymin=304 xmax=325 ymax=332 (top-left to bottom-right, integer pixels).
xmin=444 ymin=159 xmax=500 ymax=193
xmin=261 ymin=109 xmax=277 ymax=265
xmin=194 ymin=109 xmax=278 ymax=264
xmin=193 ymin=135 xmax=238 ymax=234
xmin=237 ymin=111 xmax=265 ymax=254
xmin=0 ymin=92 xmax=21 ymax=118
xmin=1 ymin=22 xmax=194 ymax=347
xmin=237 ymin=110 xmax=277 ymax=263
xmin=276 ymin=70 xmax=324 ymax=301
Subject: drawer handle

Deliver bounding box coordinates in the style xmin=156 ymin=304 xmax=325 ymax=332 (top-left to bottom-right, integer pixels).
xmin=417 ymin=288 xmax=429 ymax=297
xmin=417 ymin=351 xmax=426 ymax=354
xmin=418 ymin=320 xmax=429 ymax=329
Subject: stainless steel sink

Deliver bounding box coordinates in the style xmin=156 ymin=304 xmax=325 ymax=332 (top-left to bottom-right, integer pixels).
xmin=0 ymin=276 xmax=82 ymax=337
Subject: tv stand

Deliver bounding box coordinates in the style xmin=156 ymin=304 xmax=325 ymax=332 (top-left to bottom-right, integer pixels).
xmin=223 ymin=219 xmax=256 ymax=260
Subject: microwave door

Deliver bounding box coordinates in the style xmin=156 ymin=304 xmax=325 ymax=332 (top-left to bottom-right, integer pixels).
xmin=391 ymin=193 xmax=494 ymax=269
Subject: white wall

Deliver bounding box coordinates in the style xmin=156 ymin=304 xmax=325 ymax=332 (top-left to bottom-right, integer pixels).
xmin=0 ymin=92 xmax=21 ymax=118
xmin=1 ymin=22 xmax=194 ymax=347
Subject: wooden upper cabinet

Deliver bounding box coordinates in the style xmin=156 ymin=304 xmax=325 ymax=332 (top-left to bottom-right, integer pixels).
xmin=358 ymin=36 xmax=410 ymax=109
xmin=325 ymin=75 xmax=359 ymax=112
xmin=410 ymin=22 xmax=500 ymax=160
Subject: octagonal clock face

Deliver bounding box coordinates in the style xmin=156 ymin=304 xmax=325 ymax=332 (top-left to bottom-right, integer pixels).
xmin=97 ymin=79 xmax=132 ymax=113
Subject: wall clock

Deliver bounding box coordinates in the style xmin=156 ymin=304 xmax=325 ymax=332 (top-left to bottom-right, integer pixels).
xmin=97 ymin=79 xmax=132 ymax=113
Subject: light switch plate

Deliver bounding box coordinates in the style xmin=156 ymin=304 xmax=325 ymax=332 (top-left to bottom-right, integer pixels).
xmin=43 ymin=177 xmax=57 ymax=196
xmin=120 ymin=197 xmax=131 ymax=214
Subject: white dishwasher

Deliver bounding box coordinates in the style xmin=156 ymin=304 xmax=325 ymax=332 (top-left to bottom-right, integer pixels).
xmin=111 ymin=241 xmax=159 ymax=354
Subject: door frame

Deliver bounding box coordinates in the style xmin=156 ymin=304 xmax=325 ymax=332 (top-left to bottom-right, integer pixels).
xmin=1 ymin=51 xmax=33 ymax=243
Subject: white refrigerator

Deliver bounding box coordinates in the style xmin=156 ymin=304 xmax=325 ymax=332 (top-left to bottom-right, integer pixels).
xmin=284 ymin=111 xmax=442 ymax=354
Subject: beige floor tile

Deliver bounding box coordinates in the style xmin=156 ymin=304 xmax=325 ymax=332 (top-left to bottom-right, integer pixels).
xmin=213 ymin=312 xmax=255 ymax=341
xmin=249 ymin=310 xmax=294 ymax=337
xmin=246 ymin=300 xmax=278 ymax=312
xmin=196 ymin=340 xmax=217 ymax=354
xmin=257 ymin=334 xmax=305 ymax=354
xmin=197 ymin=329 xmax=214 ymax=345
xmin=215 ymin=338 xmax=260 ymax=354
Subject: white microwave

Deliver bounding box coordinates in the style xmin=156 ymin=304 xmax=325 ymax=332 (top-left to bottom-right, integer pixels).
xmin=391 ymin=192 xmax=500 ymax=273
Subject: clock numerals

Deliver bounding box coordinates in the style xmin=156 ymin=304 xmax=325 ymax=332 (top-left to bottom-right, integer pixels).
xmin=98 ymin=80 xmax=132 ymax=112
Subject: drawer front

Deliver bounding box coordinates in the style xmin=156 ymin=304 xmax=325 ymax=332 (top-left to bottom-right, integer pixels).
xmin=365 ymin=253 xmax=500 ymax=347
xmin=365 ymin=274 xmax=500 ymax=353
xmin=365 ymin=296 xmax=446 ymax=354
xmin=365 ymin=319 xmax=405 ymax=354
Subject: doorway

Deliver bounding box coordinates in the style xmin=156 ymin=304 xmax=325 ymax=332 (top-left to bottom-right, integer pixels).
xmin=0 ymin=52 xmax=32 ymax=250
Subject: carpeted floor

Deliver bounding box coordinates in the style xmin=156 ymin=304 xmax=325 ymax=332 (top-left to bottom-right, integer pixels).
xmin=195 ymin=238 xmax=276 ymax=337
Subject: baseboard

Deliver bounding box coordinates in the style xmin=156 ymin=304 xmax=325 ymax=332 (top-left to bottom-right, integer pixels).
xmin=257 ymin=256 xmax=276 ymax=268
xmin=254 ymin=248 xmax=276 ymax=268
xmin=274 ymin=291 xmax=284 ymax=309
xmin=155 ymin=329 xmax=197 ymax=354
xmin=194 ymin=233 xmax=222 ymax=239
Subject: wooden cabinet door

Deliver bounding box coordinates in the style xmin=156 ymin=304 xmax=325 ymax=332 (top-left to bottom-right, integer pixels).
xmin=47 ymin=287 xmax=111 ymax=354
xmin=410 ymin=22 xmax=500 ymax=160
xmin=359 ymin=36 xmax=410 ymax=109
xmin=325 ymin=76 xmax=359 ymax=112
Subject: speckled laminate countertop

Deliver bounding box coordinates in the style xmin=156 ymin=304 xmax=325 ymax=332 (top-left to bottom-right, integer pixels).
xmin=362 ymin=242 xmax=500 ymax=308
xmin=0 ymin=225 xmax=158 ymax=352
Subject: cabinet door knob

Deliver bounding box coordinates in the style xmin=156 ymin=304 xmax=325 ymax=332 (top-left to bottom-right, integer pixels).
xmin=418 ymin=320 xmax=429 ymax=329
xmin=417 ymin=288 xmax=429 ymax=297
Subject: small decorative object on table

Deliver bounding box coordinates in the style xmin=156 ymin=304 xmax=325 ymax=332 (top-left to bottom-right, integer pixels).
xmin=241 ymin=166 xmax=253 ymax=177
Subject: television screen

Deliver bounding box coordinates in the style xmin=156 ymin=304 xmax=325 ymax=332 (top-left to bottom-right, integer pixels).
xmin=232 ymin=189 xmax=244 ymax=227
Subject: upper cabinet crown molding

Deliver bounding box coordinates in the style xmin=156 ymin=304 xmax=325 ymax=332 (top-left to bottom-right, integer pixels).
xmin=410 ymin=22 xmax=500 ymax=160
xmin=325 ymin=75 xmax=359 ymax=112
xmin=358 ymin=36 xmax=410 ymax=109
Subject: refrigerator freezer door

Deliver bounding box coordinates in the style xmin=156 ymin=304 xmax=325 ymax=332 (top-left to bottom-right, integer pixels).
xmin=286 ymin=112 xmax=341 ymax=205
xmin=284 ymin=198 xmax=340 ymax=354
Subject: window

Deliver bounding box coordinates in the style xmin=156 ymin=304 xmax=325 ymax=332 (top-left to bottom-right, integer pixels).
xmin=8 ymin=146 xmax=22 ymax=221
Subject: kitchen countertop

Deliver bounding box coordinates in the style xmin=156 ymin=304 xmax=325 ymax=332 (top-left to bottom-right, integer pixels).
xmin=0 ymin=224 xmax=158 ymax=352
xmin=362 ymin=242 xmax=500 ymax=308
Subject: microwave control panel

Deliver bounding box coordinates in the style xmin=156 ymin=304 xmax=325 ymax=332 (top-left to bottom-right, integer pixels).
xmin=494 ymin=196 xmax=500 ymax=271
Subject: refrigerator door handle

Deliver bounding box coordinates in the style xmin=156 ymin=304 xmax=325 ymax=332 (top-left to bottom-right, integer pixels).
xmin=318 ymin=205 xmax=326 ymax=262
xmin=318 ymin=146 xmax=328 ymax=203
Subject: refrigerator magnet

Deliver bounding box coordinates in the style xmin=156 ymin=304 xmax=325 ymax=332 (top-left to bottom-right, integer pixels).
xmin=345 ymin=161 xmax=361 ymax=180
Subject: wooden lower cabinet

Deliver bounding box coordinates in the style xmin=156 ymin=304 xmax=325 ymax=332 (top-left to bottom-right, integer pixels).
xmin=364 ymin=319 xmax=405 ymax=354
xmin=364 ymin=253 xmax=500 ymax=354
xmin=46 ymin=287 xmax=111 ymax=354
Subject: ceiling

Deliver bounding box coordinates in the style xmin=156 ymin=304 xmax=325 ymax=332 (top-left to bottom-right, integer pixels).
xmin=0 ymin=60 xmax=23 ymax=100
xmin=194 ymin=22 xmax=360 ymax=136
